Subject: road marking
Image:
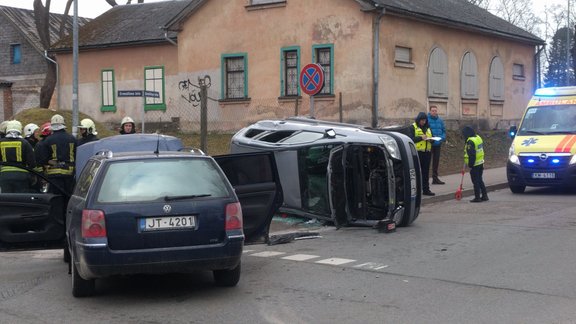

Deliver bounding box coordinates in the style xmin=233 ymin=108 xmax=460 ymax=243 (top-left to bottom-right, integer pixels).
xmin=315 ymin=258 xmax=356 ymax=266
xmin=353 ymin=262 xmax=389 ymax=270
xmin=281 ymin=254 xmax=319 ymax=261
xmin=250 ymin=251 xmax=286 ymax=258
xmin=243 ymin=250 xmax=255 ymax=253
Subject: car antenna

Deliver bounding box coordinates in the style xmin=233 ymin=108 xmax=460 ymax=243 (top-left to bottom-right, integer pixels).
xmin=154 ymin=131 xmax=160 ymax=155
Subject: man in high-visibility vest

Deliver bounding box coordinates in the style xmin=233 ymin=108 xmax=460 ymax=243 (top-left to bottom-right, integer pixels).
xmin=462 ymin=126 xmax=488 ymax=202
xmin=0 ymin=120 xmax=36 ymax=193
xmin=410 ymin=112 xmax=435 ymax=196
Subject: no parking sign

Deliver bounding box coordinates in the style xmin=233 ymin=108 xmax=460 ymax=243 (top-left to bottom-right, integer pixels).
xmin=299 ymin=63 xmax=324 ymax=96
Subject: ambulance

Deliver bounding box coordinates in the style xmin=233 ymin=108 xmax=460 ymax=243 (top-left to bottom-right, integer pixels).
xmin=507 ymin=86 xmax=576 ymax=193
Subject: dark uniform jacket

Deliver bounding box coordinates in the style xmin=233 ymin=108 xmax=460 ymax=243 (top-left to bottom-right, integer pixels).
xmin=0 ymin=137 xmax=36 ymax=169
xmin=77 ymin=134 xmax=98 ymax=147
xmin=36 ymin=129 xmax=77 ymax=177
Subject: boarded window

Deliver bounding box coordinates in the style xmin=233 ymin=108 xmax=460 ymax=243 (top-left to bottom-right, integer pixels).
xmin=489 ymin=57 xmax=505 ymax=101
xmin=224 ymin=56 xmax=247 ymax=99
xmin=428 ymin=47 xmax=448 ymax=98
xmin=395 ymin=46 xmax=411 ymax=63
xmin=461 ymin=52 xmax=478 ymax=99
xmin=101 ymin=69 xmax=115 ymax=111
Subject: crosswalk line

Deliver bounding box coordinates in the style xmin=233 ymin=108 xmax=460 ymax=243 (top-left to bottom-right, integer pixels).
xmin=281 ymin=254 xmax=320 ymax=261
xmin=315 ymin=258 xmax=356 ymax=266
xmin=250 ymin=251 xmax=286 ymax=257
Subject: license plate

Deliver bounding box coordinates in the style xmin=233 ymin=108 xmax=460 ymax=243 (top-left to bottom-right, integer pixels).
xmin=140 ymin=216 xmax=196 ymax=231
xmin=532 ymin=172 xmax=555 ymax=179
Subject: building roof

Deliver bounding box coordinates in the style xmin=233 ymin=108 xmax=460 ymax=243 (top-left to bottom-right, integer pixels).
xmin=0 ymin=5 xmax=90 ymax=53
xmin=371 ymin=0 xmax=544 ymax=45
xmin=52 ymin=0 xmax=205 ymax=51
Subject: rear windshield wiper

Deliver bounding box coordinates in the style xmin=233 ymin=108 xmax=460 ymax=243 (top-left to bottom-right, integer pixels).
xmin=164 ymin=194 xmax=212 ymax=201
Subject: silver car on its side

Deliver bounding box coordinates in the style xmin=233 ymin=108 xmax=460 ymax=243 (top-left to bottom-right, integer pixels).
xmin=229 ymin=117 xmax=422 ymax=229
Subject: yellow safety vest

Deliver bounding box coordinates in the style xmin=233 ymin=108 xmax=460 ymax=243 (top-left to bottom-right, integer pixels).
xmin=412 ymin=123 xmax=432 ymax=152
xmin=464 ymin=135 xmax=485 ymax=166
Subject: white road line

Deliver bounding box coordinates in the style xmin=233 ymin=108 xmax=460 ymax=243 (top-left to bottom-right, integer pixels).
xmin=353 ymin=262 xmax=389 ymax=270
xmin=315 ymin=258 xmax=356 ymax=266
xmin=250 ymin=251 xmax=286 ymax=257
xmin=243 ymin=250 xmax=255 ymax=253
xmin=281 ymin=254 xmax=320 ymax=261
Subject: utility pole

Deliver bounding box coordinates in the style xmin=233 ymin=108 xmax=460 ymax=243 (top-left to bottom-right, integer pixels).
xmin=567 ymin=0 xmax=571 ymax=86
xmin=72 ymin=0 xmax=79 ymax=136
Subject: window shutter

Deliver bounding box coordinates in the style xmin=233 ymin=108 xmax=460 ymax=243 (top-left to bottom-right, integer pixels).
xmin=428 ymin=48 xmax=448 ymax=98
xmin=489 ymin=57 xmax=504 ymax=100
xmin=395 ymin=47 xmax=410 ymax=63
xmin=461 ymin=52 xmax=478 ymax=99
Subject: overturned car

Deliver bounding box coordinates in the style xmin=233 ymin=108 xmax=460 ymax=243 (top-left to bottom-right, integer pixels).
xmin=229 ymin=117 xmax=422 ymax=228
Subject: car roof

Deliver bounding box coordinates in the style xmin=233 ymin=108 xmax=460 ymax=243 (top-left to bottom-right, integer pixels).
xmin=90 ymin=150 xmax=207 ymax=163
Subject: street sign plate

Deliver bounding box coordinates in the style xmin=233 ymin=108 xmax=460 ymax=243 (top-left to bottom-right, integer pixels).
xmin=300 ymin=63 xmax=324 ymax=96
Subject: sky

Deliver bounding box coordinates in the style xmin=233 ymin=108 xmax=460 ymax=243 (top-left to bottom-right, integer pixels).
xmin=0 ymin=0 xmax=170 ymax=19
xmin=0 ymin=0 xmax=569 ymax=20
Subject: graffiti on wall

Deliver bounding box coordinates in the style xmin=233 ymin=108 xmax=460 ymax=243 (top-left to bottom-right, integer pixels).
xmin=178 ymin=75 xmax=212 ymax=107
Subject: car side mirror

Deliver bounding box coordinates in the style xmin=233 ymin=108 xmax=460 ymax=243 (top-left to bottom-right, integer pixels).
xmin=508 ymin=125 xmax=517 ymax=139
xmin=324 ymin=128 xmax=336 ymax=138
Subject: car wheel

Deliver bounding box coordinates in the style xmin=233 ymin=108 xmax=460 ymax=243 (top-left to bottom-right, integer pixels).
xmin=509 ymin=184 xmax=525 ymax=194
xmin=213 ymin=262 xmax=241 ymax=287
xmin=71 ymin=253 xmax=95 ymax=297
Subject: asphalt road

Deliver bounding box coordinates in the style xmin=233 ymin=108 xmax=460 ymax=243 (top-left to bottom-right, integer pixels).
xmin=1 ymin=187 xmax=575 ymax=323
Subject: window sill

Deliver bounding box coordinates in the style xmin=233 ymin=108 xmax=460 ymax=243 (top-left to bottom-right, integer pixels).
xmin=219 ymin=98 xmax=252 ymax=105
xmin=428 ymin=97 xmax=448 ymax=102
xmin=100 ymin=105 xmax=117 ymax=113
xmin=144 ymin=104 xmax=166 ymax=111
xmin=461 ymin=99 xmax=478 ymax=104
xmin=513 ymin=75 xmax=525 ymax=81
xmin=312 ymin=94 xmax=335 ymax=101
xmin=245 ymin=1 xmax=286 ymax=11
xmin=394 ymin=62 xmax=415 ymax=69
xmin=490 ymin=100 xmax=505 ymax=105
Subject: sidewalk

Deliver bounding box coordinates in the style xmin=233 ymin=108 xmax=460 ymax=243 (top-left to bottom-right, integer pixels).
xmin=422 ymin=166 xmax=508 ymax=204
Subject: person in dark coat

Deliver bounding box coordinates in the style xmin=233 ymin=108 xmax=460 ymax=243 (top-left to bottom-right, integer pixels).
xmin=462 ymin=125 xmax=488 ymax=202
xmin=410 ymin=112 xmax=435 ymax=196
xmin=36 ymin=115 xmax=76 ymax=194
xmin=0 ymin=120 xmax=36 ymax=193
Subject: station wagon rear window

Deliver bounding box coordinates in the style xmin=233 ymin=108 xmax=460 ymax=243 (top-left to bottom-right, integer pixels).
xmin=96 ymin=159 xmax=231 ymax=203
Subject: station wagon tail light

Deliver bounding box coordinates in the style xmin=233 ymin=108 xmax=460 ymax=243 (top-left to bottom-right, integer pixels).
xmin=225 ymin=202 xmax=243 ymax=231
xmin=82 ymin=209 xmax=107 ymax=238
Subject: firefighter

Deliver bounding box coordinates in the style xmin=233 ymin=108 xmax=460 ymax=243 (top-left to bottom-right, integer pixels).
xmin=24 ymin=123 xmax=40 ymax=148
xmin=0 ymin=120 xmax=36 ymax=193
xmin=119 ymin=116 xmax=136 ymax=134
xmin=462 ymin=125 xmax=488 ymax=203
xmin=77 ymin=118 xmax=99 ymax=146
xmin=36 ymin=114 xmax=77 ymax=194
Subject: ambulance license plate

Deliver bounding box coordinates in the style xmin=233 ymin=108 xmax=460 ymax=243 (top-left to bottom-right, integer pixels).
xmin=532 ymin=172 xmax=555 ymax=179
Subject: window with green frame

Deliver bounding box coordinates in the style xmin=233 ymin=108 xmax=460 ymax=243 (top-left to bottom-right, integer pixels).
xmin=101 ymin=69 xmax=116 ymax=112
xmin=221 ymin=53 xmax=248 ymax=100
xmin=312 ymin=44 xmax=334 ymax=95
xmin=281 ymin=47 xmax=300 ymax=97
xmin=144 ymin=66 xmax=166 ymax=110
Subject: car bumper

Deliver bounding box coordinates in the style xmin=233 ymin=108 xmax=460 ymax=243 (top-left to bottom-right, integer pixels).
xmin=73 ymin=237 xmax=244 ymax=279
xmin=506 ymin=161 xmax=576 ymax=187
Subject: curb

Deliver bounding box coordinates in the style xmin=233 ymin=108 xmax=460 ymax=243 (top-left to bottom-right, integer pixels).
xmin=421 ymin=182 xmax=509 ymax=205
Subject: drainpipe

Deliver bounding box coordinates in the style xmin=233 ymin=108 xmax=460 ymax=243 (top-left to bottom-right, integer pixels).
xmin=44 ymin=50 xmax=60 ymax=110
xmin=164 ymin=30 xmax=178 ymax=46
xmin=534 ymin=45 xmax=545 ymax=89
xmin=372 ymin=8 xmax=385 ymax=128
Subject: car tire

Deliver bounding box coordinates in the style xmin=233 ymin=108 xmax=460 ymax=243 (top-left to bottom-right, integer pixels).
xmin=71 ymin=253 xmax=95 ymax=297
xmin=509 ymin=184 xmax=525 ymax=194
xmin=213 ymin=262 xmax=241 ymax=287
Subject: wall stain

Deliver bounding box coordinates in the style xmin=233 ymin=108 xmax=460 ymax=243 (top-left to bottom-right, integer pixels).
xmin=312 ymin=16 xmax=359 ymax=42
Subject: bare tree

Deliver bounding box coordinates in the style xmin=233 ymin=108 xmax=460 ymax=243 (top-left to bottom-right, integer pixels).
xmin=466 ymin=0 xmax=491 ymax=10
xmin=106 ymin=0 xmax=145 ymax=6
xmin=33 ymin=0 xmax=74 ymax=108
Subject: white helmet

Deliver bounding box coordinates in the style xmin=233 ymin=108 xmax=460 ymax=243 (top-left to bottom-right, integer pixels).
xmin=0 ymin=121 xmax=7 ymax=134
xmin=6 ymin=120 xmax=22 ymax=133
xmin=24 ymin=123 xmax=39 ymax=138
xmin=78 ymin=118 xmax=97 ymax=135
xmin=51 ymin=114 xmax=66 ymax=131
xmin=121 ymin=116 xmax=135 ymax=127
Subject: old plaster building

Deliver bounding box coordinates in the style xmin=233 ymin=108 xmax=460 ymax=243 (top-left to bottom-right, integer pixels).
xmin=0 ymin=5 xmax=88 ymax=121
xmin=51 ymin=0 xmax=544 ymax=132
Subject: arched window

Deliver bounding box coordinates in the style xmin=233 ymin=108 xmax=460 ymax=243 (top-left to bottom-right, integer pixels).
xmin=461 ymin=52 xmax=478 ymax=99
xmin=428 ymin=47 xmax=448 ymax=98
xmin=489 ymin=56 xmax=504 ymax=101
